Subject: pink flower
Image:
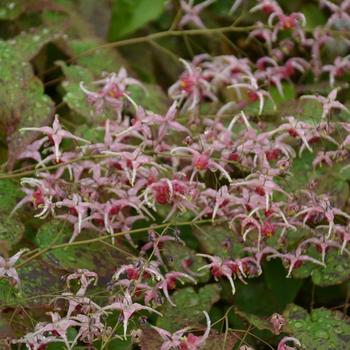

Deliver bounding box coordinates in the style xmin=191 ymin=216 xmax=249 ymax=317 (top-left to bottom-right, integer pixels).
xmin=197 ymin=254 xmax=237 ymax=294
xmin=0 ymin=249 xmax=27 ymax=286
xmin=178 ymin=0 xmax=215 ymax=28
xmin=169 ymin=58 xmax=217 ymax=112
xmin=152 ymin=311 xmax=211 ymax=350
xmin=80 ymin=68 xmax=144 ymax=118
xmin=102 ymin=290 xmax=162 ymax=339
xmin=20 ymin=115 xmax=89 ymax=162
xmin=301 ymin=88 xmax=349 ymax=120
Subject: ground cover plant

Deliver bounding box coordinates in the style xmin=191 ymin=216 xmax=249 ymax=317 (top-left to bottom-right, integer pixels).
xmin=1 ymin=0 xmax=350 ymax=349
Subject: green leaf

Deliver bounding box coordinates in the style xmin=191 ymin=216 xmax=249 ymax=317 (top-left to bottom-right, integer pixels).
xmin=0 ymin=179 xmax=23 ymax=212
xmin=156 ymin=284 xmax=221 ymax=332
xmin=128 ymin=84 xmax=169 ymax=114
xmin=0 ymin=180 xmax=25 ymax=248
xmin=0 ymin=279 xmax=21 ymax=307
xmin=193 ymin=225 xmax=244 ymax=259
xmin=235 ymin=309 xmax=275 ymax=333
xmin=109 ymin=0 xmax=166 ymax=40
xmin=263 ymin=260 xmax=303 ymax=309
xmin=0 ymin=213 xmax=24 ymax=249
xmin=0 ymin=29 xmax=60 ymax=168
xmin=162 ymin=241 xmax=210 ymax=284
xmin=35 ymin=220 xmax=127 ymax=280
xmin=283 ymin=304 xmax=350 ymax=350
xmin=18 ymin=259 xmax=65 ymax=306
xmin=67 ymin=38 xmax=123 ymax=74
xmin=302 ymin=4 xmax=327 ymax=30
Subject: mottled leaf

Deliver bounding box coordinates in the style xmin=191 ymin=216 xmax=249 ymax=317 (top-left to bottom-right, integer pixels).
xmin=162 ymin=241 xmax=210 ymax=284
xmin=193 ymin=225 xmax=243 ymax=259
xmin=0 ymin=28 xmax=61 ymax=168
xmin=35 ymin=220 xmax=127 ymax=282
xmin=283 ymin=304 xmax=350 ymax=350
xmin=157 ymin=284 xmax=221 ymax=332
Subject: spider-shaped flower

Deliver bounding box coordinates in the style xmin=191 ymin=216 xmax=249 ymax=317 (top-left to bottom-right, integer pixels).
xmin=297 ymin=236 xmax=345 ymax=264
xmin=152 ymin=311 xmax=211 ymax=350
xmin=156 ymin=271 xmax=197 ymax=306
xmin=66 ymin=269 xmax=98 ymax=296
xmin=168 ymin=59 xmax=217 ymax=112
xmin=268 ymin=247 xmax=325 ymax=278
xmin=11 ymin=177 xmax=56 ymax=219
xmin=178 ymin=0 xmax=215 ymax=28
xmin=320 ymin=0 xmax=350 ymax=28
xmin=0 ymin=249 xmax=27 ymax=286
xmin=301 ymin=88 xmax=349 ymax=119
xmin=171 ymin=145 xmax=232 ymax=183
xmin=197 ymin=254 xmax=237 ymax=294
xmin=102 ymin=290 xmax=162 ymax=339
xmin=31 ymin=312 xmax=82 ymax=350
xmin=294 ymin=192 xmax=350 ymax=237
xmin=231 ymin=76 xmax=275 ymax=115
xmin=20 ymin=115 xmax=89 ymax=163
xmin=322 ymin=56 xmax=350 ymax=87
xmin=80 ymin=68 xmax=144 ymax=118
xmin=268 ymin=11 xmax=306 ymax=42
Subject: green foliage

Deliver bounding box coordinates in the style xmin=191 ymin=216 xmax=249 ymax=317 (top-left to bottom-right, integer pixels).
xmin=162 ymin=241 xmax=210 ymax=283
xmin=109 ymin=0 xmax=166 ymax=40
xmin=157 ymin=284 xmax=221 ymax=332
xmin=283 ymin=304 xmax=350 ymax=350
xmin=35 ymin=220 xmax=127 ymax=280
xmin=293 ymin=248 xmax=350 ymax=286
xmin=0 ymin=28 xmax=61 ymax=167
xmin=193 ymin=225 xmax=244 ymax=258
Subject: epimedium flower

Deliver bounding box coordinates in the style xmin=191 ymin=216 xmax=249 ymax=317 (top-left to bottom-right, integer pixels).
xmin=66 ymin=269 xmax=98 ymax=296
xmin=322 ymin=56 xmax=350 ymax=87
xmin=230 ymin=76 xmax=275 ymax=115
xmin=16 ymin=138 xmax=47 ymax=163
xmin=140 ymin=230 xmax=185 ymax=266
xmin=155 ymin=271 xmax=197 ymax=306
xmin=320 ymin=0 xmax=350 ymax=28
xmin=268 ymin=11 xmax=306 ymax=42
xmin=80 ymin=68 xmax=145 ymax=119
xmin=20 ymin=115 xmax=89 ymax=163
xmin=269 ymin=313 xmax=286 ymax=334
xmin=0 ymin=249 xmax=28 ymax=286
xmin=268 ymin=247 xmax=325 ymax=278
xmin=31 ymin=312 xmax=82 ymax=350
xmin=102 ymin=290 xmax=162 ymax=339
xmin=11 ymin=177 xmax=56 ymax=219
xmin=250 ymin=0 xmax=282 ymax=15
xmin=294 ymin=192 xmax=350 ymax=238
xmin=301 ymin=88 xmax=349 ymax=120
xmin=171 ymin=145 xmax=232 ymax=183
xmin=197 ymin=254 xmax=239 ymax=295
xmin=168 ymin=58 xmax=217 ymax=113
xmin=178 ymin=0 xmax=216 ymax=29
xmin=152 ymin=311 xmax=211 ymax=350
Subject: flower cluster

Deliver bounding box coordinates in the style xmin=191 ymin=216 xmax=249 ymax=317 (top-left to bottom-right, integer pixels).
xmin=8 ymin=0 xmax=350 ymax=348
